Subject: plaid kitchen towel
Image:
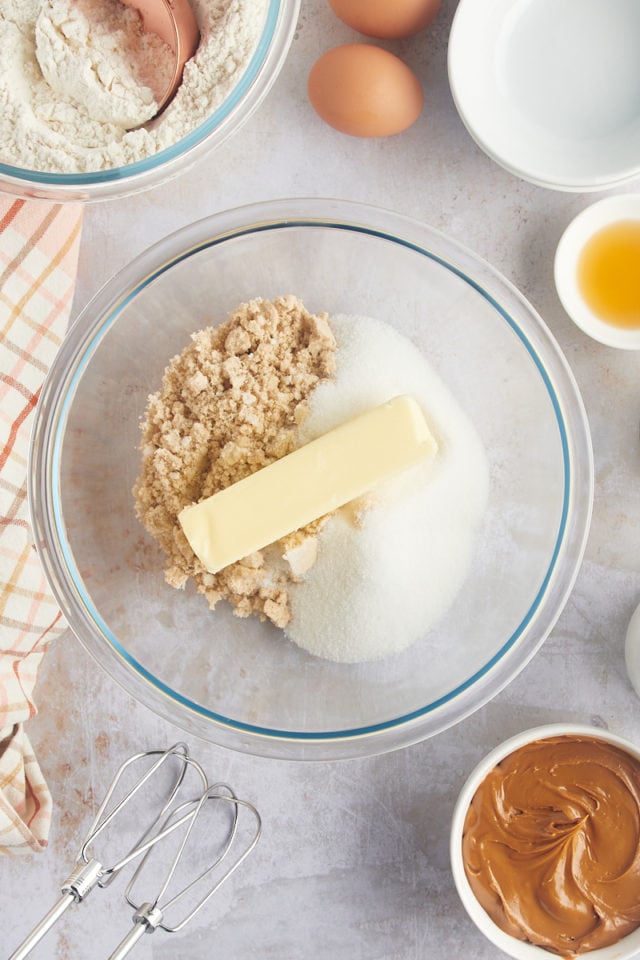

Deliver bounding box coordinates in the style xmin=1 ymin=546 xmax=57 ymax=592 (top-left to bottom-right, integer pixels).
xmin=0 ymin=197 xmax=83 ymax=851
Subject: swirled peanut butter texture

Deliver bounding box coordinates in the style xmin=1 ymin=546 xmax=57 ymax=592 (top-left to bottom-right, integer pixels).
xmin=462 ymin=736 xmax=640 ymax=956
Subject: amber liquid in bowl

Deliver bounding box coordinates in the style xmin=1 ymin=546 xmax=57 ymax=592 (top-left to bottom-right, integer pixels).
xmin=577 ymin=220 xmax=640 ymax=329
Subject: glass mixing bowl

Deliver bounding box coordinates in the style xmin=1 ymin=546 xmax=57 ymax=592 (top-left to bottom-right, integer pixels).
xmin=0 ymin=0 xmax=298 ymax=203
xmin=29 ymin=198 xmax=593 ymax=759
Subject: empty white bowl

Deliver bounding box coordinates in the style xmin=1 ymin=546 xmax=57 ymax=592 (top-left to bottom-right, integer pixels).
xmin=451 ymin=723 xmax=640 ymax=960
xmin=448 ymin=0 xmax=640 ymax=191
xmin=554 ymin=194 xmax=640 ymax=349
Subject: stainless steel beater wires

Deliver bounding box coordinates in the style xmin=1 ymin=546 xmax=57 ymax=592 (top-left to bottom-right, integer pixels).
xmin=106 ymin=781 xmax=262 ymax=959
xmin=8 ymin=742 xmax=208 ymax=960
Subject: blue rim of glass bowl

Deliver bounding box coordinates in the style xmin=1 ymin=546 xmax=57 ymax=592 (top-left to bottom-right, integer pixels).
xmin=51 ymin=219 xmax=571 ymax=741
xmin=0 ymin=0 xmax=281 ymax=186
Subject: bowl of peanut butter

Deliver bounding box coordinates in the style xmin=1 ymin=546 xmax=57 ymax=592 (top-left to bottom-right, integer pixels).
xmin=451 ymin=723 xmax=640 ymax=959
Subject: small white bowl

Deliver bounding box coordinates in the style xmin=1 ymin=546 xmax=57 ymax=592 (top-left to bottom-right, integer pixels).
xmin=554 ymin=194 xmax=640 ymax=350
xmin=448 ymin=0 xmax=640 ymax=191
xmin=450 ymin=723 xmax=640 ymax=960
xmin=625 ymin=601 xmax=640 ymax=698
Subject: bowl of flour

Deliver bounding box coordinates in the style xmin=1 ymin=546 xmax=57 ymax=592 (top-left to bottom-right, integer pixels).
xmin=29 ymin=198 xmax=594 ymax=759
xmin=0 ymin=0 xmax=299 ymax=201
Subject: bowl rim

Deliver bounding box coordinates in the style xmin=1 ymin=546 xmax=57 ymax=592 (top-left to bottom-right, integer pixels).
xmin=28 ymin=197 xmax=594 ymax=760
xmin=447 ymin=0 xmax=640 ymax=192
xmin=554 ymin=194 xmax=640 ymax=350
xmin=0 ymin=0 xmax=300 ymax=202
xmin=450 ymin=722 xmax=640 ymax=960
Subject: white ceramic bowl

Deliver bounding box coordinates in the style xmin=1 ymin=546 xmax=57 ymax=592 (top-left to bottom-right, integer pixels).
xmin=554 ymin=194 xmax=640 ymax=349
xmin=451 ymin=723 xmax=640 ymax=960
xmin=448 ymin=0 xmax=640 ymax=191
xmin=625 ymin=602 xmax=640 ymax=698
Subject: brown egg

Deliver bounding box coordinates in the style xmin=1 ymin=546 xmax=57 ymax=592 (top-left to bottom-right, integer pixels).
xmin=328 ymin=0 xmax=441 ymax=39
xmin=307 ymin=44 xmax=424 ymax=138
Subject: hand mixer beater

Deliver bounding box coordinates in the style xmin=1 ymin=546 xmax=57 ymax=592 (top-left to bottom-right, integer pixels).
xmin=8 ymin=742 xmax=261 ymax=959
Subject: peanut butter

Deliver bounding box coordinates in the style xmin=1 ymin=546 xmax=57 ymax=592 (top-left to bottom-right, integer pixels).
xmin=462 ymin=735 xmax=640 ymax=956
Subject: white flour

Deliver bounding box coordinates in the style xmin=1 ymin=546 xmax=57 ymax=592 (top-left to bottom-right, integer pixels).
xmin=0 ymin=0 xmax=267 ymax=173
xmin=35 ymin=0 xmax=171 ymax=130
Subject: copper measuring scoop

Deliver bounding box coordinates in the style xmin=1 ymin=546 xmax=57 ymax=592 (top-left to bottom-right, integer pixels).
xmin=123 ymin=0 xmax=200 ymax=115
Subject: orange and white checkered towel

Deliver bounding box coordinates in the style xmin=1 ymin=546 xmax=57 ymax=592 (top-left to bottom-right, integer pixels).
xmin=1 ymin=197 xmax=83 ymax=852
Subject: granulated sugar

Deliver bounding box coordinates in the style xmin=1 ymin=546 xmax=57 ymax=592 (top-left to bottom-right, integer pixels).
xmin=0 ymin=0 xmax=267 ymax=172
xmin=285 ymin=314 xmax=489 ymax=663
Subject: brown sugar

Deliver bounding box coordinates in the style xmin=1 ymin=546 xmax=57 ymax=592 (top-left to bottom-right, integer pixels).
xmin=132 ymin=295 xmax=336 ymax=627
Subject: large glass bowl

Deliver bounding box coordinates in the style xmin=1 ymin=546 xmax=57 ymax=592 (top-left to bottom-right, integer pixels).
xmin=0 ymin=0 xmax=298 ymax=203
xmin=29 ymin=198 xmax=593 ymax=759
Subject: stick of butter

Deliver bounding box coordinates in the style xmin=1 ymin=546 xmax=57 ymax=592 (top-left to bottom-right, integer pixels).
xmin=179 ymin=395 xmax=438 ymax=574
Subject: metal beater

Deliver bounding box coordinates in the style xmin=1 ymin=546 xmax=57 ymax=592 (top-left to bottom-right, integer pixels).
xmin=108 ymin=783 xmax=262 ymax=958
xmin=8 ymin=743 xmax=261 ymax=959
